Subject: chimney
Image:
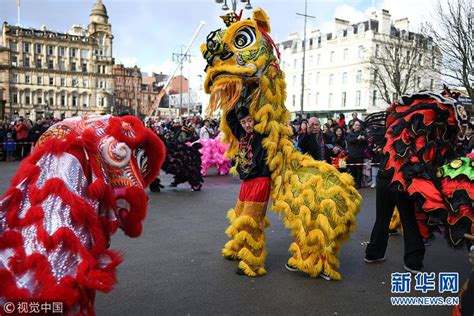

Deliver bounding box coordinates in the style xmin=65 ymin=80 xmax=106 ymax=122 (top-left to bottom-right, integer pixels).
xmin=379 ymin=9 xmax=391 ymax=35
xmin=334 ymin=18 xmax=350 ymax=34
xmin=394 ymin=18 xmax=409 ymax=32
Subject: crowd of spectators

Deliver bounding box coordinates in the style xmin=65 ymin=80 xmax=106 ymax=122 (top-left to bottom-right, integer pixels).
xmin=290 ymin=112 xmax=474 ymax=189
xmin=0 ymin=117 xmax=56 ymax=162
xmin=146 ymin=116 xmax=220 ymax=141
xmin=1 ymin=111 xmax=473 ymax=192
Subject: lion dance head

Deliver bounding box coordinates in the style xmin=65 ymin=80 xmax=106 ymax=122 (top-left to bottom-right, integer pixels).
xmin=0 ymin=115 xmax=165 ymax=314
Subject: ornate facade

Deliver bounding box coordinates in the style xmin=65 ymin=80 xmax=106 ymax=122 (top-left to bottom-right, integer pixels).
xmin=0 ymin=0 xmax=114 ymax=120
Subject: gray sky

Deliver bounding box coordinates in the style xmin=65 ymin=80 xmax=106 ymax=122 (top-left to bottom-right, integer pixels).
xmin=0 ymin=0 xmax=434 ymax=89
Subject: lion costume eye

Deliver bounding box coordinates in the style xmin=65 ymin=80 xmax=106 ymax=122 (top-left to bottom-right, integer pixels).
xmin=234 ymin=26 xmax=256 ymax=49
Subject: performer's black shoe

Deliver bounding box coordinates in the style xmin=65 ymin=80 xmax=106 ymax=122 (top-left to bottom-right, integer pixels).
xmin=388 ymin=229 xmax=400 ymax=236
xmin=319 ymin=271 xmax=332 ymax=281
xmin=223 ymin=255 xmax=237 ymax=261
xmin=364 ymin=256 xmax=386 ymax=263
xmin=170 ymin=183 xmax=178 ymax=187
xmin=235 ymin=268 xmax=246 ymax=276
xmin=403 ymin=265 xmax=422 ymax=274
xmin=285 ymin=263 xmax=299 ymax=272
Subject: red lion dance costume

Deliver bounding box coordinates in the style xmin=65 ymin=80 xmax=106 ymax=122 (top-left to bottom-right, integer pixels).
xmin=0 ymin=115 xmax=165 ymax=314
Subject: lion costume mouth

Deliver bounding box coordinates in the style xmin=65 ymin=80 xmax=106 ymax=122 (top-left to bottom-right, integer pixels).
xmin=207 ymin=75 xmax=260 ymax=115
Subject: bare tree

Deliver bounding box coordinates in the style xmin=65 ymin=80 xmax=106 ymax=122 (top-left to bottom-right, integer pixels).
xmin=425 ymin=0 xmax=473 ymax=106
xmin=370 ymin=31 xmax=435 ymax=105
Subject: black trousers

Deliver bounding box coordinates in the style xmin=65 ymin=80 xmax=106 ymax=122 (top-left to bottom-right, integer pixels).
xmin=348 ymin=157 xmax=363 ymax=188
xmin=365 ymin=174 xmax=425 ymax=269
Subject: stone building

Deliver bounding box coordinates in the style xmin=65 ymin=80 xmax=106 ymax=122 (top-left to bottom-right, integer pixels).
xmin=0 ymin=0 xmax=114 ymax=120
xmin=279 ymin=9 xmax=441 ymax=119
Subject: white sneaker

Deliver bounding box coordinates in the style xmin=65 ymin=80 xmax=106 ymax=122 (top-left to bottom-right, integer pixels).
xmin=285 ymin=263 xmax=299 ymax=272
xmin=371 ymin=183 xmax=376 ymax=188
xmin=403 ymin=265 xmax=422 ymax=274
xmin=364 ymin=256 xmax=386 ymax=263
xmin=319 ymin=271 xmax=332 ymax=281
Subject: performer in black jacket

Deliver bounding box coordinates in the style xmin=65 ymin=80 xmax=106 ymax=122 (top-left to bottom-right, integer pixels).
xmin=221 ymin=106 xmax=272 ymax=277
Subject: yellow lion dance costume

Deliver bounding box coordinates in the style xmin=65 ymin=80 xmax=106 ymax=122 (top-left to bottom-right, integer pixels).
xmin=201 ymin=8 xmax=361 ymax=279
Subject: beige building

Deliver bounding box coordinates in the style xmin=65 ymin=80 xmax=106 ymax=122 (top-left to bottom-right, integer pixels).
xmin=279 ymin=9 xmax=441 ymax=118
xmin=0 ymin=0 xmax=114 ymax=120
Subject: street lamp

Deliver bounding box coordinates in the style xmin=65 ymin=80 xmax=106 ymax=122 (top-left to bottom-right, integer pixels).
xmin=215 ymin=0 xmax=252 ymax=12
xmin=172 ymin=46 xmax=191 ymax=116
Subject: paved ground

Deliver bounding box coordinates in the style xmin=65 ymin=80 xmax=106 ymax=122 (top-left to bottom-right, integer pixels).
xmin=0 ymin=162 xmax=471 ymax=315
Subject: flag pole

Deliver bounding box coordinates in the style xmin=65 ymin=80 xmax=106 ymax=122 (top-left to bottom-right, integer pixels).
xmin=17 ymin=0 xmax=21 ymax=26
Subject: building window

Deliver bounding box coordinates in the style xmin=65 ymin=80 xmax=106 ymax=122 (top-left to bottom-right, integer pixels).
xmin=82 ymin=63 xmax=87 ymax=72
xmin=316 ymin=72 xmax=320 ymax=84
xmin=23 ymin=57 xmax=30 ymax=67
xmin=309 ymin=55 xmax=313 ymax=67
xmin=59 ymin=60 xmax=65 ymax=71
xmin=59 ymin=46 xmax=65 ymax=57
xmin=81 ymin=49 xmax=89 ymax=59
xmin=25 ymin=95 xmax=30 ymax=105
xmin=37 ymin=96 xmax=42 ymax=104
xmin=356 ymin=70 xmax=362 ymax=83
xmin=98 ymin=97 xmax=104 ymax=107
xmin=293 ymin=59 xmax=297 ymax=69
xmin=307 ymin=93 xmax=311 ymax=106
xmin=36 ymin=58 xmax=42 ymax=68
xmin=372 ymin=90 xmax=377 ymax=106
xmin=48 ymin=59 xmax=54 ymax=70
xmin=49 ymin=96 xmax=54 ymax=106
xmin=25 ymin=75 xmax=30 ymax=84
xmin=47 ymin=45 xmax=54 ymax=55
xmin=431 ymin=55 xmax=436 ymax=68
xmin=343 ymin=48 xmax=348 ymax=61
xmin=342 ymin=72 xmax=347 ymax=84
xmin=23 ymin=42 xmax=30 ymax=53
xmin=72 ymin=96 xmax=77 ymax=107
xmin=308 ymin=73 xmax=312 ymax=84
xmin=11 ymin=41 xmax=18 ymax=52
xmin=358 ymin=45 xmax=364 ymax=58
xmin=328 ymin=93 xmax=333 ymax=108
xmin=356 ymin=91 xmax=361 ymax=107
xmin=12 ymin=55 xmax=18 ymax=66
xmin=49 ymin=77 xmax=54 ymax=85
xmin=71 ymin=62 xmax=76 ymax=71
xmin=61 ymin=95 xmax=66 ymax=106
xmin=37 ymin=76 xmax=42 ymax=85
xmin=329 ymin=74 xmax=334 ymax=85
xmin=72 ymin=79 xmax=78 ymax=87
xmin=83 ymin=79 xmax=88 ymax=88
xmin=35 ymin=44 xmax=42 ymax=54
xmin=315 ymin=92 xmax=319 ymax=105
xmin=292 ymin=75 xmax=296 ymax=86
xmin=317 ymin=54 xmax=321 ymax=65
xmin=70 ymin=48 xmax=76 ymax=58
xmin=375 ymin=44 xmax=380 ymax=58
xmin=292 ymin=95 xmax=295 ymax=107
xmin=60 ymin=78 xmax=65 ymax=86
xmin=330 ymin=51 xmax=335 ymax=62
xmin=13 ymin=92 xmax=18 ymax=104
xmin=341 ymin=92 xmax=346 ymax=107
xmin=12 ymin=73 xmax=18 ymax=83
